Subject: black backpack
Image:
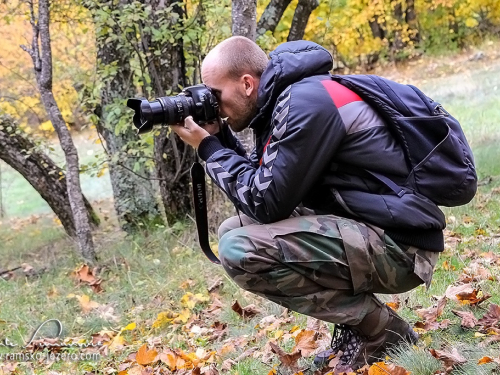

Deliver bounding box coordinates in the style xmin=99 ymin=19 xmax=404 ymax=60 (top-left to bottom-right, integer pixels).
xmin=332 ymin=74 xmax=477 ymax=207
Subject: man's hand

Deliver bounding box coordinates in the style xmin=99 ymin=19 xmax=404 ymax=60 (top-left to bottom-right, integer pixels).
xmin=171 ymin=116 xmax=216 ymax=149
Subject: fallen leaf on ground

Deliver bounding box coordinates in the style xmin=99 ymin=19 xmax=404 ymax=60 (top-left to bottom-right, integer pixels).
xmin=414 ymin=319 xmax=451 ymax=332
xmin=456 ymin=289 xmax=491 ymax=306
xmin=158 ymin=349 xmax=177 ymax=370
xmin=231 ymin=300 xmax=261 ymax=319
xmin=200 ymin=365 xmax=219 ymax=374
xmin=451 ymin=310 xmax=478 ymax=328
xmin=107 ymin=334 xmax=126 ymax=352
xmin=269 ymin=341 xmax=302 ymax=371
xmin=445 ymin=284 xmax=474 ymax=301
xmin=478 ymin=356 xmax=493 ymax=364
xmin=368 ymin=362 xmax=410 ymax=375
xmin=479 ymin=335 xmax=500 ymax=347
xmin=179 ymin=278 xmax=196 ymax=289
xmin=430 ymin=347 xmax=467 ymax=372
xmin=478 ymin=303 xmax=500 ymax=327
xmin=181 ymin=292 xmax=210 ymax=309
xmin=70 ymin=294 xmax=100 ymax=313
xmin=292 ymin=330 xmax=318 ymax=357
xmin=74 ymin=264 xmax=103 ymax=292
xmin=416 ymin=296 xmax=447 ymax=321
xmin=135 ymin=344 xmax=158 ymax=365
xmin=207 ymin=278 xmax=223 ymax=293
xmin=460 ymin=262 xmax=494 ymax=282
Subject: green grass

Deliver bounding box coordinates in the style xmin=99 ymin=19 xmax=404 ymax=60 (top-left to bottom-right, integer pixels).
xmin=0 ymin=220 xmax=294 ymax=374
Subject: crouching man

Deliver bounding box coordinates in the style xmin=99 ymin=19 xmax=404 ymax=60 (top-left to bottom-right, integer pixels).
xmin=171 ymin=37 xmax=444 ymax=372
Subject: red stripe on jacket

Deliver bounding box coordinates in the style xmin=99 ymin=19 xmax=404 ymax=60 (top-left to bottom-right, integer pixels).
xmin=321 ymin=80 xmax=362 ymax=108
xmin=259 ymin=135 xmax=272 ymax=166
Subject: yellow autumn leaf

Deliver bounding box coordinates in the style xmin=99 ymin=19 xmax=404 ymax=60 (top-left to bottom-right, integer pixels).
xmin=159 ymin=350 xmax=178 ymax=370
xmin=181 ymin=350 xmax=199 ymax=365
xmin=121 ymin=322 xmax=136 ymax=331
xmin=475 ymin=228 xmax=487 ymax=236
xmin=152 ymin=311 xmax=177 ymax=328
xmin=180 ymin=292 xmax=209 ymax=309
xmin=386 ymin=302 xmax=400 ymax=311
xmin=289 ymin=325 xmax=300 ymax=333
xmin=108 ymin=334 xmax=125 ymax=352
xmin=173 ymin=309 xmax=191 ymax=324
xmin=72 ymin=294 xmax=100 ymax=313
xmin=413 ymin=327 xmax=426 ymax=335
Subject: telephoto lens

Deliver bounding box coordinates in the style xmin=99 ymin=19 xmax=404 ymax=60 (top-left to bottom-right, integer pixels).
xmin=127 ymin=84 xmax=219 ymax=134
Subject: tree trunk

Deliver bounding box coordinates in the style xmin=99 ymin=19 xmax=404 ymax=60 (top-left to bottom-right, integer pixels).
xmin=369 ymin=17 xmax=386 ymax=40
xmin=136 ymin=0 xmax=198 ymax=224
xmin=257 ymin=0 xmax=293 ymax=37
xmin=0 ymin=114 xmax=99 ymax=235
xmin=405 ymin=0 xmax=420 ymax=44
xmin=154 ymin=129 xmax=196 ymax=224
xmin=95 ymin=118 xmax=163 ymax=230
xmin=231 ymin=0 xmax=258 ymax=152
xmin=88 ymin=0 xmax=165 ymax=233
xmin=287 ymin=0 xmax=319 ymax=41
xmin=232 ymin=0 xmax=257 ymax=41
xmin=391 ymin=0 xmax=405 ymax=55
xmin=21 ymin=0 xmax=96 ymax=263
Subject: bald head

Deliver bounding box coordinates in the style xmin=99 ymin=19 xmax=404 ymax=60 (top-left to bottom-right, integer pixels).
xmin=202 ymin=36 xmax=269 ymax=81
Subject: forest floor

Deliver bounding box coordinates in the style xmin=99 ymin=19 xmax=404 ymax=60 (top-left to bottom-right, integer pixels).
xmin=1 ymin=40 xmax=500 ymax=375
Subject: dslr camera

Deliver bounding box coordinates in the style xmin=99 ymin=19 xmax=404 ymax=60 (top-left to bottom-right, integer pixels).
xmin=127 ymin=84 xmax=219 ymax=134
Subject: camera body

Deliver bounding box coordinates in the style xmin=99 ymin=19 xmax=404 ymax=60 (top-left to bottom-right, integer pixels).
xmin=127 ymin=84 xmax=219 ymax=134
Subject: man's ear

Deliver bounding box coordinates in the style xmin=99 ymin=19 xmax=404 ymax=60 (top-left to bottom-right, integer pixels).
xmin=242 ymin=74 xmax=256 ymax=97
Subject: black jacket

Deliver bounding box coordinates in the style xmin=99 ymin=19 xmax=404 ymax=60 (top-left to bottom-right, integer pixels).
xmin=198 ymin=41 xmax=445 ymax=251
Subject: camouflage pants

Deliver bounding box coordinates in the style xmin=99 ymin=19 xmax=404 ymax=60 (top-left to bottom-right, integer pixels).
xmin=218 ymin=213 xmax=439 ymax=325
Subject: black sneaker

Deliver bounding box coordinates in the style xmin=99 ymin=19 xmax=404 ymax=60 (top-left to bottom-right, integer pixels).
xmin=334 ymin=309 xmax=419 ymax=373
xmin=313 ymin=324 xmax=355 ymax=367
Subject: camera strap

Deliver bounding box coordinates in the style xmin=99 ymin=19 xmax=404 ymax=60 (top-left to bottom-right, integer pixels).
xmin=190 ymin=162 xmax=221 ymax=264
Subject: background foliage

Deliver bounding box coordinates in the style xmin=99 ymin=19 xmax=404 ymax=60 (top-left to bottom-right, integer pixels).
xmin=1 ymin=0 xmax=499 ymax=133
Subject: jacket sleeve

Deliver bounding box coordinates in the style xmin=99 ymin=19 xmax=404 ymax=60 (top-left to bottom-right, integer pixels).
xmin=200 ymin=83 xmax=347 ymax=223
xmin=214 ymin=120 xmax=248 ymax=158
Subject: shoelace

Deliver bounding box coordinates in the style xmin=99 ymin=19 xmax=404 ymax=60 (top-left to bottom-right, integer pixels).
xmin=337 ymin=328 xmax=363 ymax=366
xmin=330 ymin=324 xmax=353 ymax=353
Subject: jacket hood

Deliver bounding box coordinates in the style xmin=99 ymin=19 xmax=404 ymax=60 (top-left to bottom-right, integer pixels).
xmin=248 ymin=41 xmax=334 ymax=132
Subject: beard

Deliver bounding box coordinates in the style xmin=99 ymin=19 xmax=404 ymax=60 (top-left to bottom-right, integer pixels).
xmin=228 ymin=93 xmax=258 ymax=132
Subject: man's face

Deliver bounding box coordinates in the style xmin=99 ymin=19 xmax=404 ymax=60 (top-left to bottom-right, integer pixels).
xmin=201 ymin=63 xmax=258 ymax=132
